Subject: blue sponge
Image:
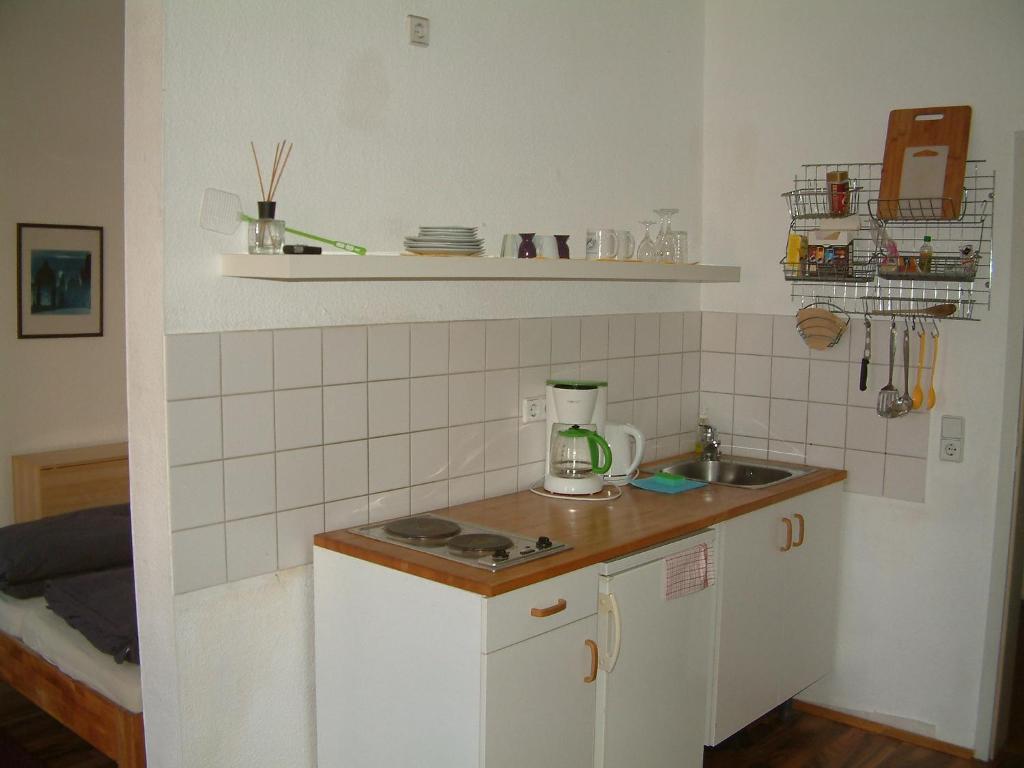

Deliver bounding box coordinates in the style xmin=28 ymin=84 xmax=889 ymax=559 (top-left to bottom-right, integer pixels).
xmin=630 ymin=473 xmax=707 ymax=494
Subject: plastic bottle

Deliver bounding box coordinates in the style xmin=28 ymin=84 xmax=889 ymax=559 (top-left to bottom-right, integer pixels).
xmin=918 ymin=236 xmax=933 ymax=273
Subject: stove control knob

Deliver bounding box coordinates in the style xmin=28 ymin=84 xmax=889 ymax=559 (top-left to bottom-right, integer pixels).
xmin=536 ymin=536 xmax=552 ymax=550
xmin=493 ymin=548 xmax=509 ymax=561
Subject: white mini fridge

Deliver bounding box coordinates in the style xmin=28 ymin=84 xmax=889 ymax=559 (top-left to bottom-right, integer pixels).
xmin=595 ymin=529 xmax=717 ymax=768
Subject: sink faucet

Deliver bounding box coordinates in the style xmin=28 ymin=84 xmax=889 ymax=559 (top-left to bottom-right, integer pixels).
xmin=699 ymin=422 xmax=721 ymax=462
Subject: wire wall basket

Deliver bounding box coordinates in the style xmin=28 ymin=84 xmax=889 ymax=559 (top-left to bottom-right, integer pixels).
xmin=780 ymin=242 xmax=876 ymax=283
xmin=783 ymin=185 xmax=863 ymax=220
xmin=781 ymin=161 xmax=994 ymax=321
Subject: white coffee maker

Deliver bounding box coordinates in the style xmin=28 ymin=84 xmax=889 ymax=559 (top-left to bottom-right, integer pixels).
xmin=544 ymin=380 xmax=610 ymax=495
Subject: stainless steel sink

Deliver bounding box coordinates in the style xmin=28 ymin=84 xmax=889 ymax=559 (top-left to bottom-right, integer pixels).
xmin=657 ymin=458 xmax=810 ymax=489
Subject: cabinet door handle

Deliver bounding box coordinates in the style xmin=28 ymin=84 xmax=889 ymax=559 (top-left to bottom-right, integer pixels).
xmin=793 ymin=513 xmax=805 ymax=547
xmin=584 ymin=639 xmax=598 ymax=683
xmin=530 ymin=598 xmax=567 ymax=618
xmin=781 ymin=517 xmax=793 ymax=552
xmin=598 ymin=593 xmax=622 ymax=673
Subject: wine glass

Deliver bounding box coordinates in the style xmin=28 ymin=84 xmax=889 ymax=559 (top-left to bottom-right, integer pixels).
xmin=636 ymin=221 xmax=657 ymax=262
xmin=653 ymin=208 xmax=679 ymax=263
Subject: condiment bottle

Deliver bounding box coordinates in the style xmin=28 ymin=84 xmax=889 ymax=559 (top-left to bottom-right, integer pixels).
xmin=918 ymin=236 xmax=933 ymax=273
xmin=826 ymin=171 xmax=850 ymax=216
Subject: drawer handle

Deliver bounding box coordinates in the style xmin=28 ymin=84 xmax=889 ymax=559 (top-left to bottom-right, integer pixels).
xmin=781 ymin=517 xmax=793 ymax=552
xmin=793 ymin=513 xmax=806 ymax=547
xmin=584 ymin=639 xmax=598 ymax=683
xmin=531 ymin=598 xmax=567 ymax=618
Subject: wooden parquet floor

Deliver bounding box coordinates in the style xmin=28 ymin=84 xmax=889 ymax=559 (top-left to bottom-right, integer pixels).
xmin=705 ymin=610 xmax=1024 ymax=767
xmin=3 ymin=616 xmax=1024 ymax=767
xmin=0 ymin=682 xmax=113 ymax=768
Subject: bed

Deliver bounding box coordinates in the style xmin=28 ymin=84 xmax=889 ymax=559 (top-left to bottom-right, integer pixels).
xmin=5 ymin=443 xmax=144 ymax=767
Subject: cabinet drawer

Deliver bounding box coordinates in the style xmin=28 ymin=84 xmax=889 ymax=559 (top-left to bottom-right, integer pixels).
xmin=483 ymin=566 xmax=598 ymax=653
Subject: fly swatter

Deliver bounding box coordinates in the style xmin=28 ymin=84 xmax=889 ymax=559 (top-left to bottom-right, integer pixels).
xmin=199 ymin=188 xmax=367 ymax=255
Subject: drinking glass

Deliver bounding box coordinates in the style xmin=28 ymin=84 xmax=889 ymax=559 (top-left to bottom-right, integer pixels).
xmin=636 ymin=221 xmax=657 ymax=263
xmin=663 ymin=231 xmax=688 ymax=264
xmin=616 ymin=230 xmax=636 ymax=261
xmin=653 ymin=208 xmax=679 ymax=263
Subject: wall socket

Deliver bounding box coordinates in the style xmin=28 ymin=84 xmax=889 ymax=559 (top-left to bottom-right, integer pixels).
xmin=521 ymin=396 xmax=546 ymax=423
xmin=407 ymin=15 xmax=429 ymax=46
xmin=939 ymin=415 xmax=964 ymax=463
xmin=940 ymin=439 xmax=962 ymax=462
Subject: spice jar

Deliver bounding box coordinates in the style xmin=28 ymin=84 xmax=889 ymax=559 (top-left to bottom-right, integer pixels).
xmin=826 ymin=171 xmax=850 ymax=216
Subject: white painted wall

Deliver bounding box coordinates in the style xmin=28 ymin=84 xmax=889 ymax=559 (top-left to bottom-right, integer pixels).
xmin=176 ymin=568 xmax=315 ymax=768
xmin=129 ymin=0 xmax=1024 ymax=762
xmin=701 ymin=0 xmax=1024 ymax=752
xmin=150 ymin=1 xmax=707 ymax=764
xmin=0 ymin=0 xmax=127 ymax=526
xmin=125 ymin=1 xmax=182 ymax=765
xmin=162 ymin=0 xmax=705 ymax=333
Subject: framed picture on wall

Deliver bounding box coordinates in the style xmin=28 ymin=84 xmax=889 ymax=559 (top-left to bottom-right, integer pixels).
xmin=17 ymin=223 xmax=103 ymax=339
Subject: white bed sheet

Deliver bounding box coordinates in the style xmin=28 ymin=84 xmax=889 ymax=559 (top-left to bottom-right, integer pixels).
xmin=0 ymin=591 xmax=43 ymax=638
xmin=16 ymin=598 xmax=142 ymax=713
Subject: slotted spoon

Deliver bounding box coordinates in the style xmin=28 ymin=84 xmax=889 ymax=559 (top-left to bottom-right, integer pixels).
xmin=876 ymin=319 xmax=899 ymax=418
xmin=891 ymin=324 xmax=912 ymax=417
xmin=199 ymin=188 xmax=367 ymax=255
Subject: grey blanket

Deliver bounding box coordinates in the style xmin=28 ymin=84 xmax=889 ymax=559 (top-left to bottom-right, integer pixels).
xmin=44 ymin=566 xmax=139 ymax=665
xmin=0 ymin=504 xmax=132 ymax=598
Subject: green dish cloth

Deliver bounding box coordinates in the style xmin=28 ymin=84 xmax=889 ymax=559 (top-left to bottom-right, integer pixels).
xmin=630 ymin=473 xmax=707 ymax=494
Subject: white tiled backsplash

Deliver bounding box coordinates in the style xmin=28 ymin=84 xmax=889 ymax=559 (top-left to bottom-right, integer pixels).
xmin=166 ymin=311 xmax=930 ymax=594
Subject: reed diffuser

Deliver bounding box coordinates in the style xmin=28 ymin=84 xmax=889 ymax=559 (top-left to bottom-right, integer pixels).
xmin=247 ymin=140 xmax=293 ymax=254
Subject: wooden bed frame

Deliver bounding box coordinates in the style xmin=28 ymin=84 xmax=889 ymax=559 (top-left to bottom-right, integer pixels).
xmin=6 ymin=442 xmax=145 ymax=767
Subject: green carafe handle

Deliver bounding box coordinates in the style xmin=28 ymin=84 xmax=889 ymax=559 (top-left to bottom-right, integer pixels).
xmin=587 ymin=432 xmax=613 ymax=475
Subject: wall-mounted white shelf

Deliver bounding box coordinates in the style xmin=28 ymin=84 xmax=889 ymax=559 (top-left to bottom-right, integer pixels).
xmin=220 ymin=252 xmax=741 ymax=283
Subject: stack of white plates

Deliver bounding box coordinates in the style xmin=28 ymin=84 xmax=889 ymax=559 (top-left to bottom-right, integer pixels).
xmin=404 ymin=226 xmax=484 ymax=256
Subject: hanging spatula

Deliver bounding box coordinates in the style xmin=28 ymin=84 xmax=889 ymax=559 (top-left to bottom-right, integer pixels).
xmin=199 ymin=188 xmax=367 ymax=255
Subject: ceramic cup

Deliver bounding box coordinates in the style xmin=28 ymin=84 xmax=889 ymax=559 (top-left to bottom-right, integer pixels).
xmin=534 ymin=235 xmax=559 ymax=259
xmin=586 ymin=229 xmax=618 ymax=260
xmin=616 ymin=230 xmax=637 ymax=261
xmin=500 ymin=234 xmax=522 ymax=259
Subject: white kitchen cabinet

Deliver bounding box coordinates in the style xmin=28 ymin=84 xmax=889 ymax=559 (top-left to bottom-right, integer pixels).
xmin=313 ymin=548 xmax=599 ymax=768
xmin=779 ymin=486 xmax=842 ymax=699
xmin=483 ymin=615 xmax=597 ymax=768
xmin=707 ymin=484 xmax=842 ymax=745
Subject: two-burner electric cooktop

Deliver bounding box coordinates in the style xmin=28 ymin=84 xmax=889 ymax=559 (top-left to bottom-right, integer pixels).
xmin=350 ymin=514 xmax=569 ymax=571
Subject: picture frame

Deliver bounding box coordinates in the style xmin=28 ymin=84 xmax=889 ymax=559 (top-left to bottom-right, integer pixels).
xmin=17 ymin=223 xmax=103 ymax=339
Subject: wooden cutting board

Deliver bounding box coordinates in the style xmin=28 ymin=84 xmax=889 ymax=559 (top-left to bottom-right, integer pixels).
xmin=878 ymin=105 xmax=971 ymax=219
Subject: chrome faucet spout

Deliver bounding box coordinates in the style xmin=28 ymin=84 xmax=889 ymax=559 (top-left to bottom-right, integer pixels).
xmin=699 ymin=422 xmax=720 ymax=462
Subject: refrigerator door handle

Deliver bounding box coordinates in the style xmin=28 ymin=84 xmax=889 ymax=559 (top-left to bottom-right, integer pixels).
xmin=598 ymin=593 xmax=622 ymax=672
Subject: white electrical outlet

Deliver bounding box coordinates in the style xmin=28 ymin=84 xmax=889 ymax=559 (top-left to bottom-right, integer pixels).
xmin=407 ymin=15 xmax=429 ymax=46
xmin=940 ymin=438 xmax=962 ymax=462
xmin=521 ymin=396 xmax=546 ymax=423
xmin=939 ymin=415 xmax=964 ymax=463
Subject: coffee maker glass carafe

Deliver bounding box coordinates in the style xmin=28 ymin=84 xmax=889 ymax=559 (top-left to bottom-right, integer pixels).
xmin=550 ymin=425 xmax=612 ymax=481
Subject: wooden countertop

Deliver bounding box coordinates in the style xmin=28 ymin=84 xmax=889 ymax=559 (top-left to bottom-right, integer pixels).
xmin=314 ymin=459 xmax=846 ymax=597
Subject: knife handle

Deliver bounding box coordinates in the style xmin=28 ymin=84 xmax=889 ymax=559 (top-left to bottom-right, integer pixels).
xmin=859 ymin=357 xmax=869 ymax=391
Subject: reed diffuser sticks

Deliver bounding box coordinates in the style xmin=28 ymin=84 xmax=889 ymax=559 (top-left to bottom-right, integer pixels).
xmin=250 ymin=140 xmax=293 ymax=203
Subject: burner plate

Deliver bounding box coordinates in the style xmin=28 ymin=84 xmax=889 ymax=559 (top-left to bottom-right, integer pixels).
xmin=447 ymin=533 xmax=514 ymax=558
xmin=385 ymin=515 xmax=461 ymax=542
